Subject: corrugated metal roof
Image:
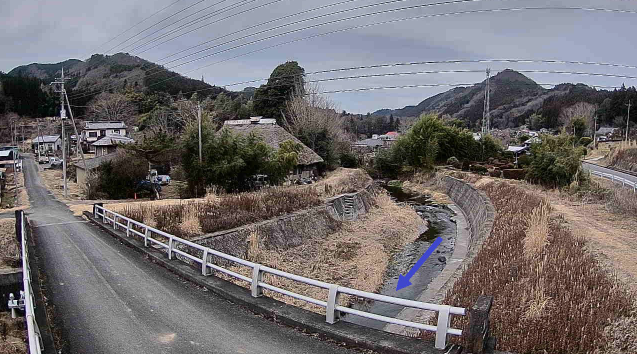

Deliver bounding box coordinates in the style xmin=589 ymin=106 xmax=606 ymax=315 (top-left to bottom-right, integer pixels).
xmin=224 ymin=118 xmax=277 ymax=125
xmin=33 ymin=135 xmax=61 ymax=143
xmin=354 ymin=138 xmax=384 ymax=147
xmin=84 ymin=121 xmax=127 ymax=130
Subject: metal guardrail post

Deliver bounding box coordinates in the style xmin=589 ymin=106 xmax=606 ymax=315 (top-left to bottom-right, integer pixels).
xmin=113 ymin=214 xmax=117 ymax=230
xmin=201 ymin=249 xmax=210 ymax=276
xmin=251 ymin=265 xmax=264 ymax=297
xmin=168 ymin=237 xmax=173 ymax=260
xmin=126 ymin=220 xmax=131 ymax=237
xmin=144 ymin=227 xmax=149 ymax=247
xmin=326 ymin=285 xmax=341 ymax=324
xmin=435 ymin=305 xmax=450 ymax=349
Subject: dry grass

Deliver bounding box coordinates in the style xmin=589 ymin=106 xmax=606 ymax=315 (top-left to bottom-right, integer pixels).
xmin=0 ymin=312 xmax=26 ymax=354
xmin=39 ymin=168 xmax=83 ymax=201
xmin=522 ymin=201 xmax=551 ymax=259
xmin=605 ymin=186 xmax=637 ymax=218
xmin=223 ymin=192 xmax=425 ymax=313
xmin=0 ymin=219 xmax=20 ymax=270
xmin=436 ymin=182 xmax=634 ymax=353
xmin=122 ymin=187 xmax=323 ymax=239
xmin=311 ymin=168 xmax=372 ymax=197
xmin=608 ymin=140 xmax=637 ymax=172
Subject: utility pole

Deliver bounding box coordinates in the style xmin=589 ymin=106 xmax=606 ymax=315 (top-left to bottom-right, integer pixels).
xmin=63 ymin=91 xmax=87 ymax=173
xmin=198 ymin=102 xmax=203 ymax=164
xmin=626 ymin=100 xmax=632 ymax=141
xmin=51 ymin=68 xmax=68 ymax=198
xmin=593 ymin=115 xmax=598 ymax=148
xmin=481 ymin=68 xmax=491 ymax=136
xmin=36 ymin=119 xmax=42 ymax=162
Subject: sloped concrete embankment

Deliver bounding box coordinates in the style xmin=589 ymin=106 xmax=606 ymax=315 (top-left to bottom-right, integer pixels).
xmin=387 ymin=176 xmax=495 ymax=335
xmin=177 ymin=184 xmax=376 ymax=262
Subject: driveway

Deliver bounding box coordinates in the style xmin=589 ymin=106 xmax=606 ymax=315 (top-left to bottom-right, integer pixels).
xmin=23 ymin=155 xmax=359 ymax=354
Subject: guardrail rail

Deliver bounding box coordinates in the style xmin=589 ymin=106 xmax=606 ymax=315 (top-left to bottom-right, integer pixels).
xmin=588 ymin=169 xmax=637 ymax=192
xmin=7 ymin=211 xmax=44 ymax=354
xmin=94 ymin=204 xmax=466 ymax=349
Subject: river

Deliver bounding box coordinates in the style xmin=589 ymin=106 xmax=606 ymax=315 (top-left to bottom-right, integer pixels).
xmin=344 ymin=184 xmax=457 ymax=330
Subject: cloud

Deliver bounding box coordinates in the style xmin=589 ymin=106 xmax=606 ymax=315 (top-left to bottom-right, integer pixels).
xmin=2 ymin=0 xmax=636 ymax=113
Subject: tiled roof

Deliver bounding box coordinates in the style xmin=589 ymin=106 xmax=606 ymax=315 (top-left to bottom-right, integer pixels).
xmin=91 ymin=135 xmax=135 ymax=146
xmin=84 ymin=121 xmax=127 ymax=130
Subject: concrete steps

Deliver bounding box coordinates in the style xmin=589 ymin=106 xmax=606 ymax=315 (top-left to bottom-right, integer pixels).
xmin=342 ymin=196 xmax=356 ymax=221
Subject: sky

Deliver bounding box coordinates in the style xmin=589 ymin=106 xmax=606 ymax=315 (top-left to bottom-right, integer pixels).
xmin=2 ymin=0 xmax=637 ymax=113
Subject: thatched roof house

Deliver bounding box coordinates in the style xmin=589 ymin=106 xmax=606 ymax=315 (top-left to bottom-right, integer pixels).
xmin=222 ymin=117 xmax=323 ymax=180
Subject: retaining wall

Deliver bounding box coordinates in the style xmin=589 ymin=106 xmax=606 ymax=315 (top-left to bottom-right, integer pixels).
xmin=442 ymin=176 xmax=495 ymax=251
xmin=178 ymin=185 xmax=376 ymax=261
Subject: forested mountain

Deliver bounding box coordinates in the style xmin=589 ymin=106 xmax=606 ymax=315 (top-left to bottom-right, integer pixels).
xmin=373 ymin=69 xmax=637 ymax=130
xmin=0 ymin=72 xmax=57 ymax=116
xmin=4 ymin=53 xmax=234 ymax=114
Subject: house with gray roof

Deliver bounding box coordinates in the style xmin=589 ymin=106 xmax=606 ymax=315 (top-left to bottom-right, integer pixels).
xmin=32 ymin=135 xmax=61 ymax=153
xmin=74 ymin=153 xmax=118 ymax=185
xmin=92 ymin=135 xmax=135 ymax=157
xmin=221 ymin=117 xmax=324 ymax=181
xmin=81 ymin=121 xmax=128 ymax=152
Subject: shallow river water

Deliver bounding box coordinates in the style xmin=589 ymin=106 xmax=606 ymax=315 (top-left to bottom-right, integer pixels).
xmin=344 ymin=185 xmax=457 ymax=330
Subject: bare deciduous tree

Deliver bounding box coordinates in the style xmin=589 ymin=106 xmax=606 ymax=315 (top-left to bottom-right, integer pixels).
xmin=284 ymin=83 xmax=351 ymax=157
xmin=559 ymin=102 xmax=597 ymax=135
xmin=88 ymin=92 xmax=137 ymax=125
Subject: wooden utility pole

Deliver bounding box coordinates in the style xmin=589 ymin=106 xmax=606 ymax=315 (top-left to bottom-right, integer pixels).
xmin=198 ymin=103 xmax=203 ymax=164
xmin=36 ymin=119 xmax=41 ymax=162
xmin=51 ymin=68 xmax=69 ymax=198
xmin=626 ymin=100 xmax=632 ymax=141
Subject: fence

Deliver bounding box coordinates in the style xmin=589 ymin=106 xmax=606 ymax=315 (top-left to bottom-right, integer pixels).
xmin=588 ymin=170 xmax=637 ymax=192
xmin=7 ymin=211 xmax=43 ymax=354
xmin=94 ymin=204 xmax=465 ymax=349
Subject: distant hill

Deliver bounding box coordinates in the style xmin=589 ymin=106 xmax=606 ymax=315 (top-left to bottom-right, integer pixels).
xmin=371 ymin=69 xmax=608 ymax=129
xmin=7 ymin=53 xmax=231 ymax=106
xmin=9 ymin=59 xmax=82 ymax=83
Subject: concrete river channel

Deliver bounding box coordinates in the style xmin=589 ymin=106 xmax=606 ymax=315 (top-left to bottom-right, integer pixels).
xmin=344 ymin=184 xmax=457 ymax=330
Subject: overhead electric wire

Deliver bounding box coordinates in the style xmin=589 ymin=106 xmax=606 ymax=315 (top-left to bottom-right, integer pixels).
xmin=91 ymin=0 xmax=185 ymax=53
xmin=103 ymin=0 xmax=210 ymax=54
xmin=69 ymin=5 xmax=637 ymax=101
xmin=70 ymin=0 xmax=481 ymax=100
xmin=120 ymin=0 xmax=259 ymax=53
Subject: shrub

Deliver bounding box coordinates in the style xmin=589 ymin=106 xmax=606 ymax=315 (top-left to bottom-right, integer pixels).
xmin=95 ymin=151 xmax=148 ymax=199
xmin=339 ymin=152 xmax=360 ymax=168
xmin=526 ymin=134 xmax=584 ymax=187
xmin=446 ymin=156 xmax=461 ymax=168
xmin=579 ymin=136 xmax=593 ymax=146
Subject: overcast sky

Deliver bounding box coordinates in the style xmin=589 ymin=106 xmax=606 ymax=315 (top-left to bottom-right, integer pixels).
xmin=2 ymin=0 xmax=637 ymax=113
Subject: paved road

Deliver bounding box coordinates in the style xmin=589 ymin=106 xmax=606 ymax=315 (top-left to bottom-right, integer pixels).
xmin=582 ymin=161 xmax=637 ymax=186
xmin=23 ymin=155 xmax=359 ymax=354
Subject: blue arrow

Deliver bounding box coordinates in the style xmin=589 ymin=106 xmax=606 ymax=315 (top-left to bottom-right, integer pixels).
xmin=396 ymin=237 xmax=443 ymax=291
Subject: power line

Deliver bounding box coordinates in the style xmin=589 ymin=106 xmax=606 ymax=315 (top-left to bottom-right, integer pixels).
xmin=129 ymin=6 xmax=637 ymax=96
xmin=70 ymin=5 xmax=637 ymax=101
xmin=91 ymin=0 xmax=185 ymax=54
xmin=70 ymin=0 xmax=479 ymax=100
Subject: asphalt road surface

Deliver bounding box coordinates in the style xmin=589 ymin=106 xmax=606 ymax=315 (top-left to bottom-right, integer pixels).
xmin=582 ymin=161 xmax=637 ymax=186
xmin=23 ymin=155 xmax=359 ymax=354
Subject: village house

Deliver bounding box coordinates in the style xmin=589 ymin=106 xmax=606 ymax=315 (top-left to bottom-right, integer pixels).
xmin=92 ymin=135 xmax=135 ymax=157
xmin=32 ymin=135 xmax=62 ymax=153
xmin=81 ymin=121 xmax=128 ymax=152
xmin=222 ymin=117 xmax=323 ymax=181
xmin=74 ymin=154 xmax=118 ymax=185
xmin=352 ymin=131 xmax=400 ymax=153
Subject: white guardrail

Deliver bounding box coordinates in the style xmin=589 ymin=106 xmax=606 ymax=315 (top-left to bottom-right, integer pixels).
xmin=94 ymin=205 xmax=465 ymax=349
xmin=8 ymin=211 xmax=44 ymax=354
xmin=588 ymin=170 xmax=637 ymax=192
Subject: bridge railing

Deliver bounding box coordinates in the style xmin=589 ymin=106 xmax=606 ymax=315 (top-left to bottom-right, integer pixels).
xmin=94 ymin=204 xmax=465 ymax=349
xmin=588 ymin=170 xmax=637 ymax=192
xmin=9 ymin=211 xmax=44 ymax=354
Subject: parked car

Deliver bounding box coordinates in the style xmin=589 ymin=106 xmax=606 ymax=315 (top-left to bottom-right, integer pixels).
xmin=49 ymin=157 xmax=62 ymax=167
xmin=38 ymin=156 xmax=49 ymax=164
xmin=154 ymin=175 xmax=171 ymax=185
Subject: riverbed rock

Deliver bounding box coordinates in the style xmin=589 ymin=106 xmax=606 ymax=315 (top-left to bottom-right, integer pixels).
xmin=438 ymin=256 xmax=447 ymax=263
